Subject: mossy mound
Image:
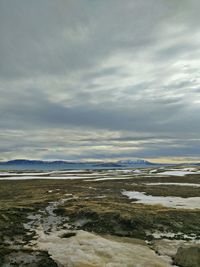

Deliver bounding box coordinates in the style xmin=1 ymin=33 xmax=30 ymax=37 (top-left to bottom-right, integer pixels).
xmin=174 ymin=245 xmax=200 ymax=267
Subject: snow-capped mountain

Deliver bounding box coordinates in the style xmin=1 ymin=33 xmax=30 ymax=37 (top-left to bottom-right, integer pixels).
xmin=117 ymin=159 xmax=153 ymax=165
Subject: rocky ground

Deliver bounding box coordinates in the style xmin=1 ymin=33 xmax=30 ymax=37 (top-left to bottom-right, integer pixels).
xmin=0 ymin=166 xmax=199 ymax=266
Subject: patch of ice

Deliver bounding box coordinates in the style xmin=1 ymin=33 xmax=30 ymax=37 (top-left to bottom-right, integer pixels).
xmin=181 ymin=167 xmax=198 ymax=171
xmin=51 ymin=170 xmax=86 ymax=173
xmin=146 ymin=230 xmax=199 ymax=241
xmin=0 ymin=172 xmax=14 ymax=175
xmin=117 ymin=169 xmax=142 ymax=174
xmin=0 ymin=176 xmax=95 ymax=180
xmin=141 ymin=175 xmax=167 ymax=178
xmin=122 ymin=190 xmax=200 ymax=209
xmin=35 ymin=230 xmax=171 ymax=267
xmin=85 ymin=178 xmax=129 ymax=181
xmin=133 ymin=169 xmax=143 ymax=173
xmin=0 ymin=172 xmax=53 ymax=177
xmin=157 ymin=170 xmax=200 ymax=176
xmin=145 ymin=183 xmax=200 ymax=187
xmin=149 ymin=169 xmax=158 ymax=173
xmin=152 ymin=239 xmax=186 ymax=259
xmin=117 ymin=169 xmax=133 ymax=173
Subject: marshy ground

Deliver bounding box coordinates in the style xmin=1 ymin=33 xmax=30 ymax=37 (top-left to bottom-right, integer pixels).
xmin=0 ymin=166 xmax=199 ymax=266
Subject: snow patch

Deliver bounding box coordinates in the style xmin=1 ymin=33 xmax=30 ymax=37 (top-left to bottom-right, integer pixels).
xmin=145 ymin=182 xmax=200 ymax=187
xmin=157 ymin=170 xmax=200 ymax=176
xmin=35 ymin=230 xmax=171 ymax=267
xmin=122 ymin=191 xmax=200 ymax=209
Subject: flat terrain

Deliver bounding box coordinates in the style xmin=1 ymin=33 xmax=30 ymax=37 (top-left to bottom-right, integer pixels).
xmin=0 ymin=166 xmax=200 ymax=266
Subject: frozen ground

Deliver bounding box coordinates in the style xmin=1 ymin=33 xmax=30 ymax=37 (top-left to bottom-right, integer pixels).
xmin=34 ymin=229 xmax=171 ymax=267
xmin=122 ymin=190 xmax=200 ymax=209
xmin=145 ymin=182 xmax=200 ymax=187
xmin=0 ymin=165 xmax=200 ymax=266
xmin=157 ymin=170 xmax=200 ymax=176
xmin=0 ymin=165 xmax=200 ymax=181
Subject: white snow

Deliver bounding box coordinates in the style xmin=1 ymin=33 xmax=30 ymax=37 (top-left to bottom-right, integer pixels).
xmin=133 ymin=169 xmax=142 ymax=173
xmin=0 ymin=170 xmax=104 ymax=177
xmin=157 ymin=170 xmax=200 ymax=176
xmin=0 ymin=176 xmax=94 ymax=180
xmin=149 ymin=169 xmax=158 ymax=173
xmin=146 ymin=230 xmax=199 ymax=241
xmin=145 ymin=182 xmax=200 ymax=187
xmin=35 ymin=230 xmax=171 ymax=267
xmin=117 ymin=169 xmax=142 ymax=174
xmin=85 ymin=177 xmax=134 ymax=181
xmin=1 ymin=167 xmax=200 ymax=181
xmin=0 ymin=172 xmax=53 ymax=176
xmin=122 ymin=191 xmax=200 ymax=209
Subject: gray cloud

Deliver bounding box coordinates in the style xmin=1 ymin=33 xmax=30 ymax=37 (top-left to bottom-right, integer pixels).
xmin=0 ymin=0 xmax=200 ymax=162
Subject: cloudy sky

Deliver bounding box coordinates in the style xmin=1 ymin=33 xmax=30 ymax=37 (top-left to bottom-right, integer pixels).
xmin=1 ymin=0 xmax=200 ymax=162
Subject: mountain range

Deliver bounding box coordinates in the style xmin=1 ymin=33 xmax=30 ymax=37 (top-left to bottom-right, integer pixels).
xmin=0 ymin=159 xmax=157 ymax=171
xmin=0 ymin=159 xmax=154 ymax=166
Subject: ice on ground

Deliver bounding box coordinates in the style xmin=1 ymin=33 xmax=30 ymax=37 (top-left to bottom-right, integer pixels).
xmin=133 ymin=169 xmax=143 ymax=173
xmin=0 ymin=176 xmax=95 ymax=180
xmin=0 ymin=172 xmax=54 ymax=176
xmin=152 ymin=239 xmax=187 ymax=258
xmin=117 ymin=169 xmax=133 ymax=173
xmin=0 ymin=170 xmax=104 ymax=178
xmin=0 ymin=170 xmax=89 ymax=176
xmin=149 ymin=169 xmax=158 ymax=173
xmin=122 ymin=191 xmax=200 ymax=209
xmin=181 ymin=167 xmax=198 ymax=171
xmin=0 ymin=172 xmax=14 ymax=175
xmin=24 ymin=197 xmax=74 ymax=233
xmin=52 ymin=170 xmax=86 ymax=173
xmin=146 ymin=230 xmax=199 ymax=241
xmin=157 ymin=170 xmax=200 ymax=176
xmin=85 ymin=177 xmax=134 ymax=181
xmin=163 ymin=168 xmax=197 ymax=172
xmin=118 ymin=169 xmax=142 ymax=174
xmin=35 ymin=230 xmax=171 ymax=267
xmin=145 ymin=183 xmax=200 ymax=187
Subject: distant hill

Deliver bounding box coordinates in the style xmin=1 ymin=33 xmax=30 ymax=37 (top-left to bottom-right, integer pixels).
xmin=0 ymin=159 xmax=161 ymax=170
xmin=1 ymin=159 xmax=78 ymax=165
xmin=0 ymin=159 xmax=154 ymax=166
xmin=117 ymin=159 xmax=154 ymax=165
xmin=93 ymin=162 xmax=123 ymax=168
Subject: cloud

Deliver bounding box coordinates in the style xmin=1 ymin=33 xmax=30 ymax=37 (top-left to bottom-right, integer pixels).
xmin=0 ymin=0 xmax=200 ymax=161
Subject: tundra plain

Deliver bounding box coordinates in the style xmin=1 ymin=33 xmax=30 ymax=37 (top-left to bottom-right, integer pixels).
xmin=0 ymin=166 xmax=200 ymax=266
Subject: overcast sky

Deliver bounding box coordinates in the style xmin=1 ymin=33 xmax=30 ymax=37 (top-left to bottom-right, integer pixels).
xmin=1 ymin=0 xmax=200 ymax=162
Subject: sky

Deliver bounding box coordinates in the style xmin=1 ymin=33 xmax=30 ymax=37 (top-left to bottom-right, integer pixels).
xmin=0 ymin=0 xmax=200 ymax=163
